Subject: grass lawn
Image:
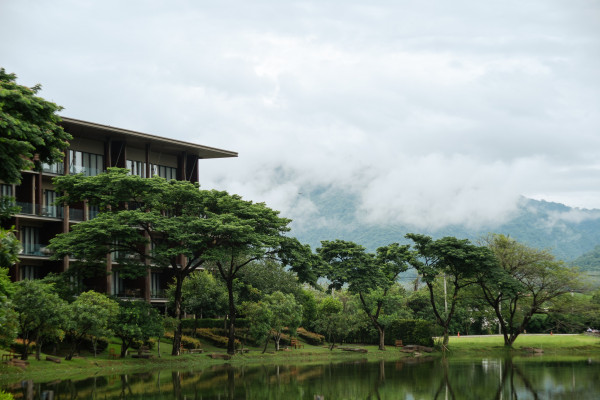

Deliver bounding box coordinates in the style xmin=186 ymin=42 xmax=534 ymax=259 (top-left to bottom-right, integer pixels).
xmin=0 ymin=337 xmax=412 ymax=385
xmin=444 ymin=333 xmax=600 ymax=357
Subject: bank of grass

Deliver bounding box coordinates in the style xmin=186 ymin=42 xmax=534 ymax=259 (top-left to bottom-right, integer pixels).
xmin=444 ymin=334 xmax=600 ymax=357
xmin=3 ymin=334 xmax=599 ymax=384
xmin=0 ymin=338 xmax=410 ymax=385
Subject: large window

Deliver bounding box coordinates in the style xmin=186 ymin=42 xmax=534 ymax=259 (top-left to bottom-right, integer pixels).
xmin=43 ymin=190 xmax=62 ymax=218
xmin=152 ymin=164 xmax=177 ymax=181
xmin=70 ymin=150 xmax=104 ymax=176
xmin=126 ymin=160 xmax=147 ymax=178
xmin=42 ymin=161 xmax=64 ymax=175
xmin=112 ymin=271 xmax=124 ymax=296
xmin=0 ymin=184 xmax=12 ymax=198
xmin=151 ymin=272 xmax=164 ymax=298
xmin=21 ymin=226 xmax=41 ymax=255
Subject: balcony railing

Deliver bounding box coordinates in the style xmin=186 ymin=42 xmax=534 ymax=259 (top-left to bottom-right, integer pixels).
xmin=20 ymin=243 xmax=51 ymax=257
xmin=15 ymin=202 xmax=63 ymax=218
xmin=42 ymin=162 xmax=64 ymax=175
xmin=69 ymin=208 xmax=84 ymax=221
xmin=151 ymin=289 xmax=166 ymax=299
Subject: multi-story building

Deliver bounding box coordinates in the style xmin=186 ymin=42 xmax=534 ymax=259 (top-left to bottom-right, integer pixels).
xmin=1 ymin=117 xmax=237 ymax=307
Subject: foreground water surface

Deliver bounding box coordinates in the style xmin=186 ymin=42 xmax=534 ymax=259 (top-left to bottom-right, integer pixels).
xmin=3 ymin=356 xmax=599 ymax=399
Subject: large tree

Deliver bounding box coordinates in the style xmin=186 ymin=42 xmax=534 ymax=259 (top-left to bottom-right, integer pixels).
xmin=0 ymin=68 xmax=71 ymax=184
xmin=13 ymin=280 xmax=67 ymax=360
xmin=478 ymin=234 xmax=584 ymax=346
xmin=49 ymin=168 xmax=301 ymax=355
xmin=318 ymin=240 xmax=411 ymax=350
xmin=406 ymin=233 xmax=497 ymax=346
xmin=112 ymin=300 xmax=163 ymax=358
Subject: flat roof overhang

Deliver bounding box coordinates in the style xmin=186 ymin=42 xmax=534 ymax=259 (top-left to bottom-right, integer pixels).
xmin=60 ymin=117 xmax=238 ymax=159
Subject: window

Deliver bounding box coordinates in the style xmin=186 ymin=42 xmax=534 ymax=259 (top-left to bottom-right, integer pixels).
xmin=126 ymin=160 xmax=147 ymax=178
xmin=151 ymin=272 xmax=164 ymax=298
xmin=112 ymin=271 xmax=124 ymax=296
xmin=21 ymin=226 xmax=41 ymax=255
xmin=151 ymin=164 xmax=177 ymax=181
xmin=1 ymin=184 xmax=13 ymax=198
xmin=70 ymin=150 xmax=104 ymax=176
xmin=21 ymin=265 xmax=43 ymax=280
xmin=42 ymin=161 xmax=64 ymax=175
xmin=43 ymin=190 xmax=61 ymax=217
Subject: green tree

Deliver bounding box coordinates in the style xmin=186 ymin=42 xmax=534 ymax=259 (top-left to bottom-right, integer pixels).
xmin=13 ymin=280 xmax=67 ymax=360
xmin=315 ymin=296 xmax=354 ymax=350
xmin=318 ymin=240 xmax=411 ymax=350
xmin=406 ymin=233 xmax=497 ymax=346
xmin=0 ymin=228 xmax=20 ymax=269
xmin=265 ymin=291 xmax=303 ymax=351
xmin=241 ymin=300 xmax=273 ymax=353
xmin=0 ymin=268 xmax=17 ymax=347
xmin=63 ymin=291 xmax=118 ymax=360
xmin=0 ymin=68 xmax=71 ymax=184
xmin=112 ymin=300 xmax=163 ymax=358
xmin=478 ymin=234 xmax=584 ymax=346
xmin=48 ymin=168 xmax=301 ymax=356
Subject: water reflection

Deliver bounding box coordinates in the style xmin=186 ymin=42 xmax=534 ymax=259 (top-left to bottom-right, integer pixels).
xmin=3 ymin=356 xmax=599 ymax=399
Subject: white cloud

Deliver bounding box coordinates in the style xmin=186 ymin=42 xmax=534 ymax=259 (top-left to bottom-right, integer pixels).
xmin=1 ymin=0 xmax=599 ymax=230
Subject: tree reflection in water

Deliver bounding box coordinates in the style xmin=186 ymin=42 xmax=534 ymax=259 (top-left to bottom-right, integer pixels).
xmin=2 ymin=355 xmax=599 ymax=399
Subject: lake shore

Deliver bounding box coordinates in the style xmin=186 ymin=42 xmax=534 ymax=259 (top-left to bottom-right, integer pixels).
xmin=2 ymin=334 xmax=599 ymax=385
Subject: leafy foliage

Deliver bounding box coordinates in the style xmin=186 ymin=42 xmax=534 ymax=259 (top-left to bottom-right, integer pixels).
xmin=0 ymin=68 xmax=71 ymax=184
xmin=112 ymin=300 xmax=163 ymax=357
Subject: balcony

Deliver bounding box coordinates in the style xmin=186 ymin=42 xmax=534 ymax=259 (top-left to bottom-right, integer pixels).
xmin=20 ymin=243 xmax=51 ymax=257
xmin=69 ymin=208 xmax=84 ymax=221
xmin=14 ymin=202 xmax=63 ymax=218
xmin=42 ymin=162 xmax=64 ymax=175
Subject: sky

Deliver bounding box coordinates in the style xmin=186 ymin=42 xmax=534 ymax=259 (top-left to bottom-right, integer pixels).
xmin=2 ymin=0 xmax=600 ymax=231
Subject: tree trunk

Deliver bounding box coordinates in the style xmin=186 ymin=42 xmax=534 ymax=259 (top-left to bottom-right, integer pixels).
xmin=262 ymin=336 xmax=269 ymax=354
xmin=226 ymin=278 xmax=236 ymax=355
xmin=171 ymin=274 xmax=184 ymax=356
xmin=120 ymin=339 xmax=129 ymax=358
xmin=274 ymin=333 xmax=281 ymax=351
xmin=21 ymin=336 xmax=30 ymax=361
xmin=377 ymin=325 xmax=385 ymax=351
xmin=443 ymin=325 xmax=449 ymax=346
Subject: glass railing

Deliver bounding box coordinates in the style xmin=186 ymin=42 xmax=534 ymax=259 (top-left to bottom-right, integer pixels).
xmin=151 ymin=289 xmax=166 ymax=299
xmin=42 ymin=162 xmax=64 ymax=175
xmin=41 ymin=205 xmax=63 ymax=218
xmin=69 ymin=207 xmax=84 ymax=221
xmin=15 ymin=202 xmax=36 ymax=215
xmin=20 ymin=243 xmax=50 ymax=256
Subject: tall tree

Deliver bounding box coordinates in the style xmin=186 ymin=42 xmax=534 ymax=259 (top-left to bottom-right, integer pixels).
xmin=478 ymin=234 xmax=584 ymax=346
xmin=406 ymin=233 xmax=497 ymax=346
xmin=0 ymin=268 xmax=17 ymax=347
xmin=0 ymin=68 xmax=71 ymax=184
xmin=318 ymin=240 xmax=411 ymax=350
xmin=49 ymin=168 xmax=300 ymax=355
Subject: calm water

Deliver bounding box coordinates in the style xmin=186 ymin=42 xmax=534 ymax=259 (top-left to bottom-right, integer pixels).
xmin=3 ymin=357 xmax=599 ymax=399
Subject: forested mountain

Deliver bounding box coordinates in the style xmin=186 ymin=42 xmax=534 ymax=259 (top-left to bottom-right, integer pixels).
xmin=289 ymin=188 xmax=600 ymax=270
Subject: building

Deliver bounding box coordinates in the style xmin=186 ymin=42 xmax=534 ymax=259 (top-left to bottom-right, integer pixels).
xmin=1 ymin=117 xmax=237 ymax=306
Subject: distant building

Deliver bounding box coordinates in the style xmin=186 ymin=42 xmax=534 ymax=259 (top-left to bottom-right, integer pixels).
xmin=1 ymin=117 xmax=237 ymax=307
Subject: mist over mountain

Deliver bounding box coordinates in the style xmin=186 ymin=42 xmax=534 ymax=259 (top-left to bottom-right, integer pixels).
xmin=288 ymin=187 xmax=600 ymax=264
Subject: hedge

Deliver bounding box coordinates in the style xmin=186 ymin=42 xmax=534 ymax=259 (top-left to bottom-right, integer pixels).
xmin=194 ymin=328 xmax=240 ymax=349
xmin=163 ymin=332 xmax=202 ymax=349
xmin=180 ymin=318 xmax=248 ymax=330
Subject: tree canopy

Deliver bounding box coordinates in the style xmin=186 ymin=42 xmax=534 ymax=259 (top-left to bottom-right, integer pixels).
xmin=0 ymin=68 xmax=71 ymax=184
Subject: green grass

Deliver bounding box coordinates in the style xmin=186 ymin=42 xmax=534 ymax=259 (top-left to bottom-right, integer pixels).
xmin=3 ymin=334 xmax=600 ymax=385
xmin=444 ymin=333 xmax=600 ymax=356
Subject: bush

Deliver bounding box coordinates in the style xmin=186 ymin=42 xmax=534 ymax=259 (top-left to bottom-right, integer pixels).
xmin=0 ymin=390 xmax=14 ymax=400
xmin=297 ymin=328 xmax=325 ymax=345
xmin=195 ymin=328 xmax=240 ymax=349
xmin=163 ymin=332 xmax=202 ymax=349
xmin=385 ymin=319 xmax=435 ymax=347
xmin=180 ymin=318 xmax=248 ymax=330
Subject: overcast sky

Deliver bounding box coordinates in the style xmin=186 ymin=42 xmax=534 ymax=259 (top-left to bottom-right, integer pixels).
xmin=2 ymin=0 xmax=599 ymax=230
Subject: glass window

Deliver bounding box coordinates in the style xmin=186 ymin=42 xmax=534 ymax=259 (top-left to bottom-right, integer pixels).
xmin=70 ymin=150 xmax=104 ymax=176
xmin=126 ymin=160 xmax=147 ymax=178
xmin=21 ymin=265 xmax=43 ymax=280
xmin=151 ymin=164 xmax=177 ymax=181
xmin=21 ymin=226 xmax=41 ymax=255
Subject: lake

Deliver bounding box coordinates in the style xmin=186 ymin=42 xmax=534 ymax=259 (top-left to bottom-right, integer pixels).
xmin=3 ymin=356 xmax=599 ymax=399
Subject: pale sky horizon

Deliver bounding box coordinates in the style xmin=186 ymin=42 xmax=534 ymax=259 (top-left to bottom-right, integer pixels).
xmin=2 ymin=0 xmax=599 ymax=230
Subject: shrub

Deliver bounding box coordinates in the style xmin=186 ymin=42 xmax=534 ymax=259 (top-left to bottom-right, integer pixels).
xmin=163 ymin=332 xmax=202 ymax=349
xmin=0 ymin=390 xmax=14 ymax=400
xmin=195 ymin=328 xmax=240 ymax=349
xmin=297 ymin=328 xmax=325 ymax=345
xmin=385 ymin=319 xmax=435 ymax=347
xmin=180 ymin=318 xmax=248 ymax=330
